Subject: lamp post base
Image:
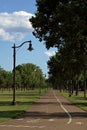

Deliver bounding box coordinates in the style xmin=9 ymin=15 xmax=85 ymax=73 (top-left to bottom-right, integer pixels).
xmin=11 ymin=101 xmax=16 ymax=105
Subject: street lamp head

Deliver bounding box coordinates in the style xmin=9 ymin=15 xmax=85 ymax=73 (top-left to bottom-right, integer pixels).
xmin=27 ymin=42 xmax=34 ymax=51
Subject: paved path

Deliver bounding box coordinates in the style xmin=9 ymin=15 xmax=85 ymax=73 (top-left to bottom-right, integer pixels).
xmin=0 ymin=90 xmax=87 ymax=130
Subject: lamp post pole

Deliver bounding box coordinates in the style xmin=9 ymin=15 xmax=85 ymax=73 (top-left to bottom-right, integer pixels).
xmin=11 ymin=40 xmax=33 ymax=105
xmin=12 ymin=44 xmax=16 ymax=105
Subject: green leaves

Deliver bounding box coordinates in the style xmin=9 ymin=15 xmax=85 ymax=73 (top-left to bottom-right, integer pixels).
xmin=15 ymin=63 xmax=46 ymax=90
xmin=0 ymin=64 xmax=47 ymax=90
xmin=30 ymin=0 xmax=87 ymax=92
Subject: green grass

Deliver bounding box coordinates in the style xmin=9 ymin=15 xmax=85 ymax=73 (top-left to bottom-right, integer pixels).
xmin=60 ymin=91 xmax=87 ymax=111
xmin=0 ymin=89 xmax=46 ymax=122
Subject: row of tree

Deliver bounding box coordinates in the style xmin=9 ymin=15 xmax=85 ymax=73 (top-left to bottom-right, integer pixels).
xmin=0 ymin=63 xmax=47 ymax=91
xmin=30 ymin=0 xmax=87 ymax=97
xmin=0 ymin=67 xmax=12 ymax=90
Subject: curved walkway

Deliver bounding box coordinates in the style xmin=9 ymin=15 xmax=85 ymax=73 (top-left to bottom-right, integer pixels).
xmin=0 ymin=90 xmax=87 ymax=130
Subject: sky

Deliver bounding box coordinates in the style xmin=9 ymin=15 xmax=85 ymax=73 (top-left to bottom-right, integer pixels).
xmin=0 ymin=0 xmax=56 ymax=77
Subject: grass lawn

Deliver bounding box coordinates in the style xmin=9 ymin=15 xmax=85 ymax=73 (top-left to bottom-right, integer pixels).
xmin=60 ymin=91 xmax=87 ymax=111
xmin=0 ymin=89 xmax=46 ymax=122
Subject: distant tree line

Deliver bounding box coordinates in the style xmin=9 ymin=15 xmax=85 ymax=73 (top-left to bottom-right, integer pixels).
xmin=0 ymin=63 xmax=47 ymax=91
xmin=30 ymin=0 xmax=87 ymax=97
xmin=0 ymin=67 xmax=12 ymax=91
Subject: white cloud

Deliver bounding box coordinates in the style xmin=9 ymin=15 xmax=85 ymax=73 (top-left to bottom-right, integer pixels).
xmin=0 ymin=11 xmax=34 ymax=42
xmin=0 ymin=28 xmax=14 ymax=41
xmin=45 ymin=51 xmax=56 ymax=57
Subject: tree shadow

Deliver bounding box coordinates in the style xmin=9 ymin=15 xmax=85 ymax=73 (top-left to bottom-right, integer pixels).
xmin=0 ymin=110 xmax=25 ymax=119
xmin=20 ymin=111 xmax=87 ymax=119
xmin=0 ymin=100 xmax=35 ymax=106
xmin=71 ymin=112 xmax=87 ymax=118
xmin=0 ymin=109 xmax=87 ymax=120
xmin=0 ymin=101 xmax=11 ymax=106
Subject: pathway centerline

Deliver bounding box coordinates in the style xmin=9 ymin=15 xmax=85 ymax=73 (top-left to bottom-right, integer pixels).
xmin=53 ymin=91 xmax=72 ymax=124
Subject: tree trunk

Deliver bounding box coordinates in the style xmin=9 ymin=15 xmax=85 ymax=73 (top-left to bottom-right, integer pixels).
xmin=84 ymin=70 xmax=86 ymax=98
xmin=84 ymin=80 xmax=86 ymax=98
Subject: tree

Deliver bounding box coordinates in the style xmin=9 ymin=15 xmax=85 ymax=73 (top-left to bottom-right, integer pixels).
xmin=30 ymin=0 xmax=87 ymax=97
xmin=30 ymin=0 xmax=87 ymax=48
xmin=15 ymin=63 xmax=46 ymax=90
xmin=0 ymin=64 xmax=47 ymax=92
xmin=0 ymin=67 xmax=12 ymax=91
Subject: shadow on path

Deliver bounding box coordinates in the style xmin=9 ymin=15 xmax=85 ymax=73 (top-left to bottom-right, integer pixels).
xmin=20 ymin=111 xmax=87 ymax=120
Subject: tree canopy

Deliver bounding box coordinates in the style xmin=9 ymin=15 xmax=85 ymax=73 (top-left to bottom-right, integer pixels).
xmin=0 ymin=63 xmax=47 ymax=91
xmin=30 ymin=0 xmax=87 ymax=49
xmin=30 ymin=0 xmax=87 ymax=96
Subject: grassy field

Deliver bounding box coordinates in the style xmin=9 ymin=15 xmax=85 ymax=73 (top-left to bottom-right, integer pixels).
xmin=60 ymin=91 xmax=87 ymax=111
xmin=0 ymin=89 xmax=46 ymax=122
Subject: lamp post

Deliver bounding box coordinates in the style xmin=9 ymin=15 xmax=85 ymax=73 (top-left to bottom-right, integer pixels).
xmin=12 ymin=40 xmax=33 ymax=105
